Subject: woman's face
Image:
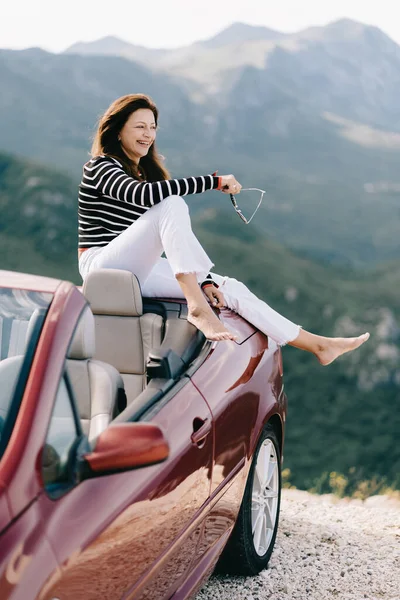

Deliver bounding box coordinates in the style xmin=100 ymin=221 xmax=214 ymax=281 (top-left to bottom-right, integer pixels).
xmin=119 ymin=108 xmax=157 ymax=164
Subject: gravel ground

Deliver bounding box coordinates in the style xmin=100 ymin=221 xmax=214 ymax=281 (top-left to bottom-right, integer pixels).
xmin=195 ymin=488 xmax=400 ymax=600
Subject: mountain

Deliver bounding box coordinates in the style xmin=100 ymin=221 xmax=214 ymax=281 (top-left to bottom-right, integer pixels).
xmin=300 ymin=17 xmax=387 ymax=42
xmin=64 ymin=18 xmax=400 ymax=133
xmin=196 ymin=22 xmax=286 ymax=48
xmin=64 ymin=23 xmax=285 ymax=69
xmin=65 ymin=35 xmax=164 ymax=64
xmin=0 ymin=48 xmax=206 ymax=175
xmin=1 ymin=151 xmax=399 ymax=491
xmin=2 ymin=19 xmax=400 ymax=268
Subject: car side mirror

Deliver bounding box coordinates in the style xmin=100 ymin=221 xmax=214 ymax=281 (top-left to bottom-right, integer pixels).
xmin=79 ymin=422 xmax=169 ymax=479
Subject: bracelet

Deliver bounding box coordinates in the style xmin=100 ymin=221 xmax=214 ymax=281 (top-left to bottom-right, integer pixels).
xmin=212 ymin=172 xmax=223 ymax=190
xmin=200 ymin=281 xmax=219 ymax=290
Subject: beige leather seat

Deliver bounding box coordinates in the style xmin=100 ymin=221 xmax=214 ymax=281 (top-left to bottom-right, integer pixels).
xmin=82 ymin=269 xmax=164 ymax=404
xmin=0 ymin=307 xmax=124 ymax=443
xmin=0 ymin=309 xmax=44 ymax=428
xmin=0 ymin=356 xmax=22 ymax=429
xmin=66 ymin=306 xmax=125 ymax=442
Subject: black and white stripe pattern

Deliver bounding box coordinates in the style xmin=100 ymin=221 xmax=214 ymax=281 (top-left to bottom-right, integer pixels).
xmin=78 ymin=155 xmax=219 ymax=248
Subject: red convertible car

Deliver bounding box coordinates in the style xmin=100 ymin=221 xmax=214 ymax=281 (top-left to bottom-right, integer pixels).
xmin=0 ymin=268 xmax=287 ymax=600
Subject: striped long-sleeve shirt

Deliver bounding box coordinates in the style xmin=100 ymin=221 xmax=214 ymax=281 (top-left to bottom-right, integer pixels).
xmin=78 ymin=155 xmax=221 ymax=248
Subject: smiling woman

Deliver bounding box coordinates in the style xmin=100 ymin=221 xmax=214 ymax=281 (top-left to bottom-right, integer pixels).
xmin=77 ymin=93 xmax=369 ymax=363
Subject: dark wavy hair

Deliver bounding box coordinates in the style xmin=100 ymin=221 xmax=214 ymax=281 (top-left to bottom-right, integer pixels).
xmin=91 ymin=94 xmax=170 ymax=181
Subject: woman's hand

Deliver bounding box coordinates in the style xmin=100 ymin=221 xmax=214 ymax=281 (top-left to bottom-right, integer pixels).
xmin=203 ymin=285 xmax=225 ymax=308
xmin=220 ymin=174 xmax=242 ymax=194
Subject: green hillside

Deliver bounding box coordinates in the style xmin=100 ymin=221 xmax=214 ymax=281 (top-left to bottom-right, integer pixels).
xmin=0 ymin=151 xmax=79 ymax=282
xmin=194 ymin=210 xmax=400 ymax=491
xmin=1 ymin=151 xmax=399 ymax=492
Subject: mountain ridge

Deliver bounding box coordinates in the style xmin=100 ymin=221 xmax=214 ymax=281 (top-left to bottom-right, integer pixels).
xmin=62 ymin=17 xmax=400 ymax=133
xmin=63 ymin=18 xmax=396 ymax=55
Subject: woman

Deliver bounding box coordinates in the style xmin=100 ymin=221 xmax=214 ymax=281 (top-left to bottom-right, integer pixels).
xmin=78 ymin=94 xmax=369 ymax=364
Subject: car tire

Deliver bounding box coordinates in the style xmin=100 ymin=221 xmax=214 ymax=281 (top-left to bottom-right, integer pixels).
xmin=216 ymin=423 xmax=282 ymax=575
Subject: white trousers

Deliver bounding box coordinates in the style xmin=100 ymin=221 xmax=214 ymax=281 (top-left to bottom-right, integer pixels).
xmin=79 ymin=195 xmax=301 ymax=346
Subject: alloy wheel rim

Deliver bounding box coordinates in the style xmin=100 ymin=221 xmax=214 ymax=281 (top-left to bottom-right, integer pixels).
xmin=251 ymin=439 xmax=279 ymax=556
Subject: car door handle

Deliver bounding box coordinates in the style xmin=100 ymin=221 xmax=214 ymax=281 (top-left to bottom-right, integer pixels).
xmin=191 ymin=418 xmax=212 ymax=446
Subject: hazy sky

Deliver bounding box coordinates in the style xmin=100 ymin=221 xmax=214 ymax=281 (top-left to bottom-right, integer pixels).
xmin=2 ymin=0 xmax=400 ymax=52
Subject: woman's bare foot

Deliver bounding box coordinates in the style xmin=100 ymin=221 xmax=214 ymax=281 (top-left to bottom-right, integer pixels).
xmin=188 ymin=306 xmax=237 ymax=341
xmin=316 ymin=332 xmax=370 ymax=366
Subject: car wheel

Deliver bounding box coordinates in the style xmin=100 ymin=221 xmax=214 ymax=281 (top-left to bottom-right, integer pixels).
xmin=217 ymin=423 xmax=282 ymax=575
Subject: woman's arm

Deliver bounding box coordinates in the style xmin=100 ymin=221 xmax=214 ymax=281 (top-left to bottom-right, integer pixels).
xmin=81 ymin=156 xmax=222 ymax=209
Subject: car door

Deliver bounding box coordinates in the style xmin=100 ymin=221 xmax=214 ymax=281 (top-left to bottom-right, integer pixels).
xmin=39 ymin=373 xmax=213 ymax=600
xmin=0 ymin=501 xmax=59 ymax=600
xmin=190 ymin=310 xmax=271 ymax=560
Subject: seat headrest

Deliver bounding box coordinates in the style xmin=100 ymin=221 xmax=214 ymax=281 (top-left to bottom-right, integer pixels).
xmin=82 ymin=269 xmax=143 ymax=317
xmin=68 ymin=306 xmax=95 ymax=360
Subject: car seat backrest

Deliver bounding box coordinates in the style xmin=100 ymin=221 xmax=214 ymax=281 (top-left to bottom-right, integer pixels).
xmin=8 ymin=319 xmax=29 ymax=357
xmin=82 ymin=269 xmax=164 ymax=404
xmin=0 ymin=309 xmax=43 ymax=423
xmin=0 ymin=356 xmax=24 ymax=426
xmin=66 ymin=306 xmax=125 ymax=442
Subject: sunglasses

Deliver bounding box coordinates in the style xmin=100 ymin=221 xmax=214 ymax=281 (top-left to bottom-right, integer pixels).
xmin=229 ymin=188 xmax=266 ymax=224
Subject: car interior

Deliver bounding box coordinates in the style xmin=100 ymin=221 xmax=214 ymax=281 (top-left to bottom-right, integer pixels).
xmin=0 ymin=269 xmax=210 ymax=445
xmin=79 ymin=268 xmax=210 ymax=434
